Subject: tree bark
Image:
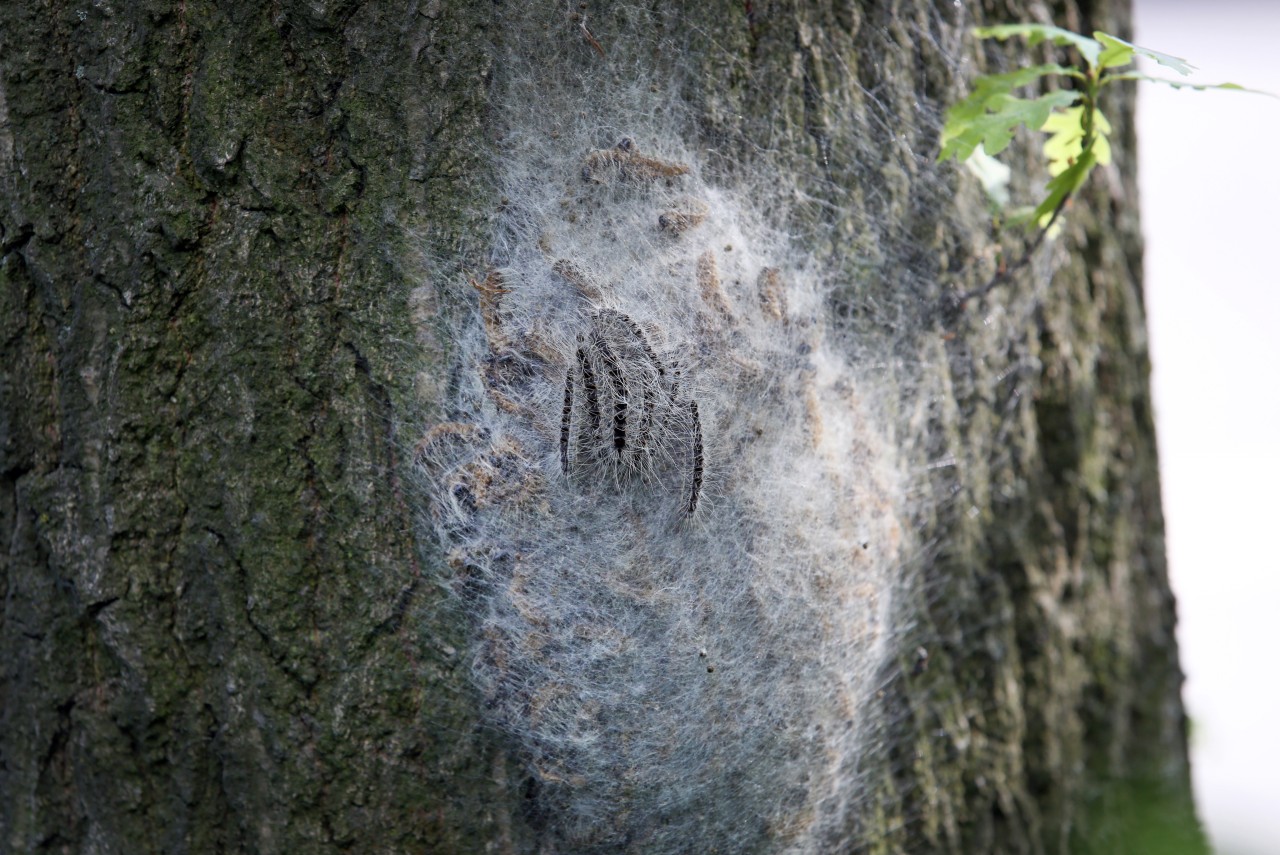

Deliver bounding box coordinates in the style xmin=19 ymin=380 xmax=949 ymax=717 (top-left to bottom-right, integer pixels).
xmin=0 ymin=1 xmax=1199 ymax=853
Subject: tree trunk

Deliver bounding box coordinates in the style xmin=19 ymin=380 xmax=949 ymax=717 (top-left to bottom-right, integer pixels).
xmin=0 ymin=1 xmax=1200 ymax=853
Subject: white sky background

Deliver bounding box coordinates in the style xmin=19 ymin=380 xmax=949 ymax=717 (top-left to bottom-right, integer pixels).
xmin=1132 ymin=2 xmax=1280 ymax=853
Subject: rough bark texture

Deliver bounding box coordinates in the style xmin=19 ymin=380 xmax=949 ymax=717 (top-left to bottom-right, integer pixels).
xmin=0 ymin=1 xmax=1198 ymax=853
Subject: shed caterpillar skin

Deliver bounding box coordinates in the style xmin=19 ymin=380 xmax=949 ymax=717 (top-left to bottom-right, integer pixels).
xmin=757 ymin=266 xmax=788 ymax=322
xmin=581 ymin=137 xmax=690 ymax=184
xmin=552 ymin=258 xmax=603 ymax=301
xmin=658 ymin=198 xmax=709 ymax=235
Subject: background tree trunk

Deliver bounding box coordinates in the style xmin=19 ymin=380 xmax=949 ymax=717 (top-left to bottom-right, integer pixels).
xmin=0 ymin=1 xmax=1200 ymax=853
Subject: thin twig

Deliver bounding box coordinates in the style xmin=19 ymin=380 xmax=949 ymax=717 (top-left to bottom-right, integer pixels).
xmin=947 ymin=196 xmax=1068 ymax=312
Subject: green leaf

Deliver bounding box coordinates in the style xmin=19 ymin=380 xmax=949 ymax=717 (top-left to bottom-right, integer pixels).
xmin=961 ymin=63 xmax=1082 ymax=105
xmin=1031 ymin=148 xmax=1097 ymax=226
xmin=940 ymin=89 xmax=1079 ymax=162
xmin=945 ymin=64 xmax=1077 ymax=121
xmin=1093 ymin=33 xmax=1135 ymax=70
xmin=1041 ymin=106 xmax=1111 ymax=176
xmin=974 ymin=24 xmax=1102 ymax=69
xmin=954 ymin=22 xmax=1272 ymax=235
xmin=1094 ymin=31 xmax=1195 ymax=75
xmin=1103 ymin=73 xmax=1275 ymax=97
xmin=940 ymin=63 xmax=1079 ymax=162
